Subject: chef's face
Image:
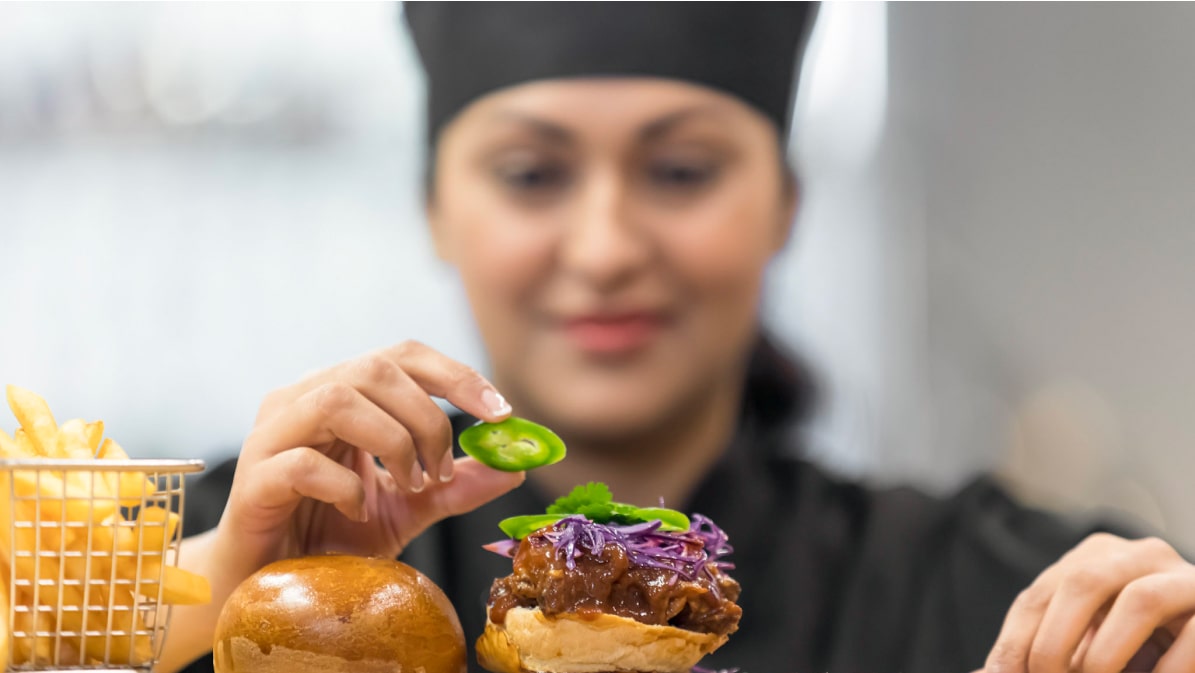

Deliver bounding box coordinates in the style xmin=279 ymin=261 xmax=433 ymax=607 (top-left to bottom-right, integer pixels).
xmin=428 ymin=78 xmax=795 ymax=443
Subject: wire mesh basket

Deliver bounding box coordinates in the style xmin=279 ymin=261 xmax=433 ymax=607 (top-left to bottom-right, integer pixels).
xmin=0 ymin=458 xmax=205 ymax=672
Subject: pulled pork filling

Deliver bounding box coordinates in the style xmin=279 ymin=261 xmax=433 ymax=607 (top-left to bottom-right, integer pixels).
xmin=487 ymin=533 xmax=742 ymax=637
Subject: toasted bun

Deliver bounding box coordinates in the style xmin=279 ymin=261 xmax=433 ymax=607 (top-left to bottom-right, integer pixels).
xmin=213 ymin=554 xmax=466 ymax=673
xmin=476 ymin=607 xmax=728 ymax=673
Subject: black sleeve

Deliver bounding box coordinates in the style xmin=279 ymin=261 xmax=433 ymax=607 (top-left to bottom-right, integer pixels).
xmin=183 ymin=455 xmax=238 ymax=537
xmin=809 ymin=473 xmax=1152 ymax=673
xmin=932 ymin=477 xmax=1147 ymax=668
xmin=833 ymin=476 xmax=1147 ymax=673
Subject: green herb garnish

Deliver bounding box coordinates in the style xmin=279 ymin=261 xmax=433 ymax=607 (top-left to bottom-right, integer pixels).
xmin=498 ymin=481 xmax=691 ymax=539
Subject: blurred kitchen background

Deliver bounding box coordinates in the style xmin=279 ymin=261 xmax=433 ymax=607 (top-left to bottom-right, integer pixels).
xmin=2 ymin=3 xmax=1193 ymax=546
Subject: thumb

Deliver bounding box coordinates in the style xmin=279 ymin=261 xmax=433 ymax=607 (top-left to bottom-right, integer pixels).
xmin=391 ymin=457 xmax=525 ymax=547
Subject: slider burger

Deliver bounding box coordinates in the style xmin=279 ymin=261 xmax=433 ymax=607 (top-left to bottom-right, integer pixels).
xmin=476 ymin=483 xmax=741 ymax=673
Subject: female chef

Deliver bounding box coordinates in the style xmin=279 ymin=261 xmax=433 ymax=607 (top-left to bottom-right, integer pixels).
xmin=165 ymin=4 xmax=1195 ymax=673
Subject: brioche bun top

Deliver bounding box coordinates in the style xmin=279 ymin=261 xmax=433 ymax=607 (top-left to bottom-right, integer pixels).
xmin=214 ymin=554 xmax=465 ymax=673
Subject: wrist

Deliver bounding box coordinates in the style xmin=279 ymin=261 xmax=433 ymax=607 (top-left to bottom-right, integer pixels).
xmin=155 ymin=526 xmax=268 ymax=673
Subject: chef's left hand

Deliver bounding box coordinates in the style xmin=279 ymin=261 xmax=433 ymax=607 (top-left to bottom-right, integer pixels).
xmin=983 ymin=532 xmax=1195 ymax=673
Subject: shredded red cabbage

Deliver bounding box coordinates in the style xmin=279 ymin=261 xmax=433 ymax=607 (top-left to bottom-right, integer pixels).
xmin=481 ymin=538 xmax=521 ymax=557
xmin=690 ymin=667 xmax=741 ymax=673
xmin=484 ymin=512 xmax=734 ymax=591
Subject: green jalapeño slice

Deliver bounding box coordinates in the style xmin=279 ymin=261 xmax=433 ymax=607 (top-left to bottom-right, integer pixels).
xmin=459 ymin=417 xmax=566 ymax=472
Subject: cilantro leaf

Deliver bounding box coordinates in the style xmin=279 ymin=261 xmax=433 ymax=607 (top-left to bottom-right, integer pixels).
xmin=575 ymin=502 xmax=615 ymax=521
xmin=546 ymin=482 xmax=612 ymax=515
xmin=606 ymin=502 xmax=641 ymax=525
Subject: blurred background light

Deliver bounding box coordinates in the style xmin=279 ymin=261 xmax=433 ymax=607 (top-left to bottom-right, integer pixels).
xmin=793 ymin=1 xmax=888 ymax=173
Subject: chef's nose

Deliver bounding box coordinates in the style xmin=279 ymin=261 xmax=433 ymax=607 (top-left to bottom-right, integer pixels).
xmin=558 ymin=170 xmax=653 ymax=291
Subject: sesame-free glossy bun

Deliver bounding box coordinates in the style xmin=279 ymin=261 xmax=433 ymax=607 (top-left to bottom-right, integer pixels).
xmin=476 ymin=607 xmax=728 ymax=673
xmin=213 ymin=554 xmax=466 ymax=673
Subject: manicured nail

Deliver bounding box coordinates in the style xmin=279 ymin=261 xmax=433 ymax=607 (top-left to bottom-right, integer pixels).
xmin=408 ymin=463 xmax=425 ymax=493
xmin=481 ymin=387 xmax=511 ymax=417
xmin=439 ymin=450 xmax=456 ymax=483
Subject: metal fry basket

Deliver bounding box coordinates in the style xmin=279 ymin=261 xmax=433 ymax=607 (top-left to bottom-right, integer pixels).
xmin=0 ymin=458 xmax=205 ymax=672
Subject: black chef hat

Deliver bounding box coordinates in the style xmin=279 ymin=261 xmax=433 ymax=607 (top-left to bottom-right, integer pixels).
xmin=403 ymin=2 xmax=819 ymax=146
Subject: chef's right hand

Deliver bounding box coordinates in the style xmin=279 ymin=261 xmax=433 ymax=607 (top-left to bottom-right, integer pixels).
xmin=217 ymin=340 xmax=523 ymax=571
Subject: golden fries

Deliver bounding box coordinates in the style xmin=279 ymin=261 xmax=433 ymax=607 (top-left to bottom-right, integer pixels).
xmin=97 ymin=437 xmax=159 ymax=507
xmin=0 ymin=385 xmax=210 ymax=668
xmin=5 ymin=387 xmax=59 ymax=457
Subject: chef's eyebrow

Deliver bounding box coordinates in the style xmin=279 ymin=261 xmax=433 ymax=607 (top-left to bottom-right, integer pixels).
xmin=638 ymin=105 xmax=726 ymax=141
xmin=487 ymin=112 xmax=574 ymax=146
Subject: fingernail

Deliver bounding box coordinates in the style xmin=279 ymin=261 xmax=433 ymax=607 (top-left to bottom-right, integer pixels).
xmin=439 ymin=450 xmax=455 ymax=483
xmin=408 ymin=463 xmax=425 ymax=493
xmin=358 ymin=508 xmax=369 ymax=523
xmin=481 ymin=387 xmax=511 ymax=416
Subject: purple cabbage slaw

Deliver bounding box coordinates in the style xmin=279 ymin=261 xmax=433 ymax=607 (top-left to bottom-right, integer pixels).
xmin=483 ymin=512 xmax=734 ymax=588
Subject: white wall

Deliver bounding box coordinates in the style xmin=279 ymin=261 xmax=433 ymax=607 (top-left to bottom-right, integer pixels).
xmin=881 ymin=3 xmax=1195 ymax=544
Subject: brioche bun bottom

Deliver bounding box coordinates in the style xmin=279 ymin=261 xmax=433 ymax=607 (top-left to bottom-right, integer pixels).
xmin=476 ymin=607 xmax=728 ymax=673
xmin=216 ymin=636 xmax=415 ymax=673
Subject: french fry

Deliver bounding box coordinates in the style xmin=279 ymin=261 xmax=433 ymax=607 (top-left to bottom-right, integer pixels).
xmin=97 ymin=584 xmax=153 ymax=665
xmin=9 ymin=470 xmax=118 ymax=525
xmin=0 ymin=427 xmax=19 ymax=458
xmin=83 ymin=420 xmax=104 ymax=456
xmin=56 ymin=419 xmax=95 ymax=461
xmin=136 ymin=507 xmax=180 ymax=552
xmin=5 ymin=386 xmax=60 ymax=457
xmin=137 ymin=563 xmax=211 ymax=606
xmin=55 ymin=424 xmax=129 ymax=529
xmin=13 ymin=429 xmax=37 ymax=458
xmin=97 ymin=438 xmax=157 ymax=507
xmin=94 ymin=436 xmax=127 ymax=461
xmin=116 ymin=475 xmax=155 ymax=508
xmin=9 ymin=589 xmax=56 ymax=666
xmin=90 ymin=515 xmax=207 ymax=604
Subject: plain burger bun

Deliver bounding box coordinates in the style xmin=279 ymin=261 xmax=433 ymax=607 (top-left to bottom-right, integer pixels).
xmin=476 ymin=606 xmax=728 ymax=673
xmin=213 ymin=554 xmax=466 ymax=673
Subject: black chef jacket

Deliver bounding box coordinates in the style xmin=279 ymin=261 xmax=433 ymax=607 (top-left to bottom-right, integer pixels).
xmin=179 ymin=343 xmax=1131 ymax=673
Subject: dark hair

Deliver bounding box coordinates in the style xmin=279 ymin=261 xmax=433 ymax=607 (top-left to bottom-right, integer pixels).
xmin=745 ymin=331 xmax=819 ymax=430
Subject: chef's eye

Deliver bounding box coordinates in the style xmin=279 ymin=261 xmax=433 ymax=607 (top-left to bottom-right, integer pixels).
xmin=493 ymin=160 xmax=571 ymax=193
xmin=647 ymin=160 xmax=719 ymax=189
